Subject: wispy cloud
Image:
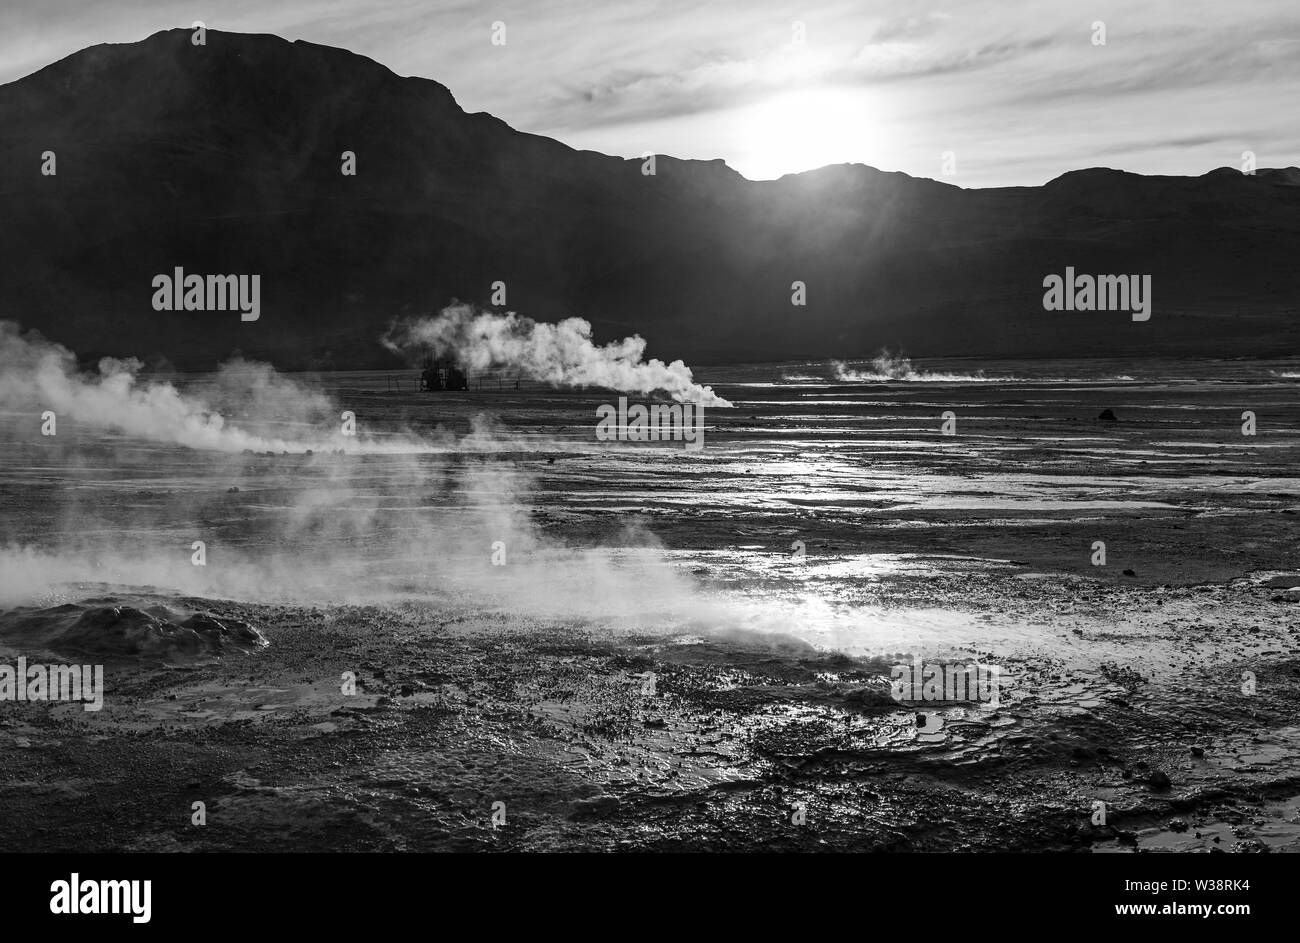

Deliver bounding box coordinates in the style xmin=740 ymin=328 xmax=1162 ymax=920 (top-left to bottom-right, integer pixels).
xmin=1 ymin=0 xmax=1296 ymax=185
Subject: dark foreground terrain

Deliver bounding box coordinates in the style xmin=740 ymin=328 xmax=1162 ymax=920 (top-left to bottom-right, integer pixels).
xmin=3 ymin=589 xmax=1299 ymax=852
xmin=2 ymin=358 xmax=1299 ymax=851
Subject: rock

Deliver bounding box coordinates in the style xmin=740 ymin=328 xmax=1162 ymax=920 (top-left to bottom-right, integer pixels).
xmin=1 ymin=602 xmax=266 ymax=659
xmin=1123 ymin=568 xmax=1136 ymax=576
xmin=1232 ymin=838 xmax=1270 ymax=853
xmin=399 ymin=684 xmax=414 ymax=697
xmin=1098 ymin=409 xmax=1117 ymax=421
xmin=1168 ymin=818 xmax=1189 ymax=832
xmin=568 ymin=795 xmax=620 ymax=821
xmin=1148 ymin=770 xmax=1172 ymax=791
xmin=1190 ymin=746 xmax=1205 ymax=757
xmin=226 ymin=486 xmax=240 ymax=493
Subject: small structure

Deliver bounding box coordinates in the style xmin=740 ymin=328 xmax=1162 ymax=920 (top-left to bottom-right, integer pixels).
xmin=420 ymin=357 xmax=469 ymax=391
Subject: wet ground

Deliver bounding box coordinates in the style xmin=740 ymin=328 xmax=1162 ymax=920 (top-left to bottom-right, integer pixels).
xmin=1 ymin=357 xmax=1299 ymax=851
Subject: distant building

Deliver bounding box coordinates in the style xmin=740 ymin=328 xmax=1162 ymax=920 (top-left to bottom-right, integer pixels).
xmin=420 ymin=357 xmax=469 ymax=391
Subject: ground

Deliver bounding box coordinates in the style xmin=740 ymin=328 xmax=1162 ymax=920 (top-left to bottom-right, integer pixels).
xmin=2 ymin=359 xmax=1298 ymax=851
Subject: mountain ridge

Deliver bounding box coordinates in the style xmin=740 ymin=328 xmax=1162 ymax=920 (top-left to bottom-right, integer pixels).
xmin=2 ymin=28 xmax=1297 ymax=369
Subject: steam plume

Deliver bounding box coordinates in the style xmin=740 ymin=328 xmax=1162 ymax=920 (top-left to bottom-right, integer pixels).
xmin=832 ymin=351 xmax=995 ymax=383
xmin=0 ymin=321 xmax=423 ymax=453
xmin=383 ymin=303 xmax=732 ymax=407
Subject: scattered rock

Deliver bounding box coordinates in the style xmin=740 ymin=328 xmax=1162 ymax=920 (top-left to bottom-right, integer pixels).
xmin=568 ymin=795 xmax=620 ymax=821
xmin=1232 ymin=839 xmax=1270 ymax=853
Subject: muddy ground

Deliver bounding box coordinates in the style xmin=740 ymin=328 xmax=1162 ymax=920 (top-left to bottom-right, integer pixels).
xmin=2 ymin=360 xmax=1299 ymax=851
xmin=2 ymin=568 xmax=1298 ymax=852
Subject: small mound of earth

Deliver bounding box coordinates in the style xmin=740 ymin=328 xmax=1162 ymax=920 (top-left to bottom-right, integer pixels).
xmin=0 ymin=600 xmax=266 ymax=660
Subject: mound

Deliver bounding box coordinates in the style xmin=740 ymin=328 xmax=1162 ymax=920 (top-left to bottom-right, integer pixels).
xmin=0 ymin=600 xmax=267 ymax=660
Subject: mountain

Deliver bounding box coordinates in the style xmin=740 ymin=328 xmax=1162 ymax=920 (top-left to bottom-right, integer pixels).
xmin=2 ymin=28 xmax=1298 ymax=369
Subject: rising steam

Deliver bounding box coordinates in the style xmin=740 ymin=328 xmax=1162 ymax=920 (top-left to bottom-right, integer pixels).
xmin=0 ymin=320 xmax=712 ymax=625
xmin=383 ymin=303 xmax=732 ymax=407
xmin=0 ymin=321 xmax=424 ymax=454
xmin=831 ymin=351 xmax=997 ymax=383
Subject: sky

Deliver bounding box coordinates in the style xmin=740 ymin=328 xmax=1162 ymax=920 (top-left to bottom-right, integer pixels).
xmin=1 ymin=0 xmax=1297 ymax=187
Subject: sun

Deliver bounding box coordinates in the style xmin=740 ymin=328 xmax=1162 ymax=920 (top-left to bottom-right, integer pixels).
xmin=732 ymin=86 xmax=878 ymax=180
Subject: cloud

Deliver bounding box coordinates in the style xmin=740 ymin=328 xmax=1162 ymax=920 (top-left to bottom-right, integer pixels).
xmin=870 ymin=11 xmax=951 ymax=42
xmin=1 ymin=0 xmax=1297 ymax=187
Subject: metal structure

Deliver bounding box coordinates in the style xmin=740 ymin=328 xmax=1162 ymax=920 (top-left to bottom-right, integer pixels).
xmin=419 ymin=356 xmax=468 ymax=391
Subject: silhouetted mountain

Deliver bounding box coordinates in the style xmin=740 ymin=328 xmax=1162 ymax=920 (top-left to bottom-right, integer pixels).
xmin=2 ymin=28 xmax=1298 ymax=369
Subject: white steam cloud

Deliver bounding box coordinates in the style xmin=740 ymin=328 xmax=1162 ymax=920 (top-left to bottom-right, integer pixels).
xmin=383 ymin=303 xmax=732 ymax=407
xmin=831 ymin=351 xmax=999 ymax=383
xmin=0 ymin=321 xmax=428 ymax=454
xmin=0 ymin=320 xmax=710 ymax=627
